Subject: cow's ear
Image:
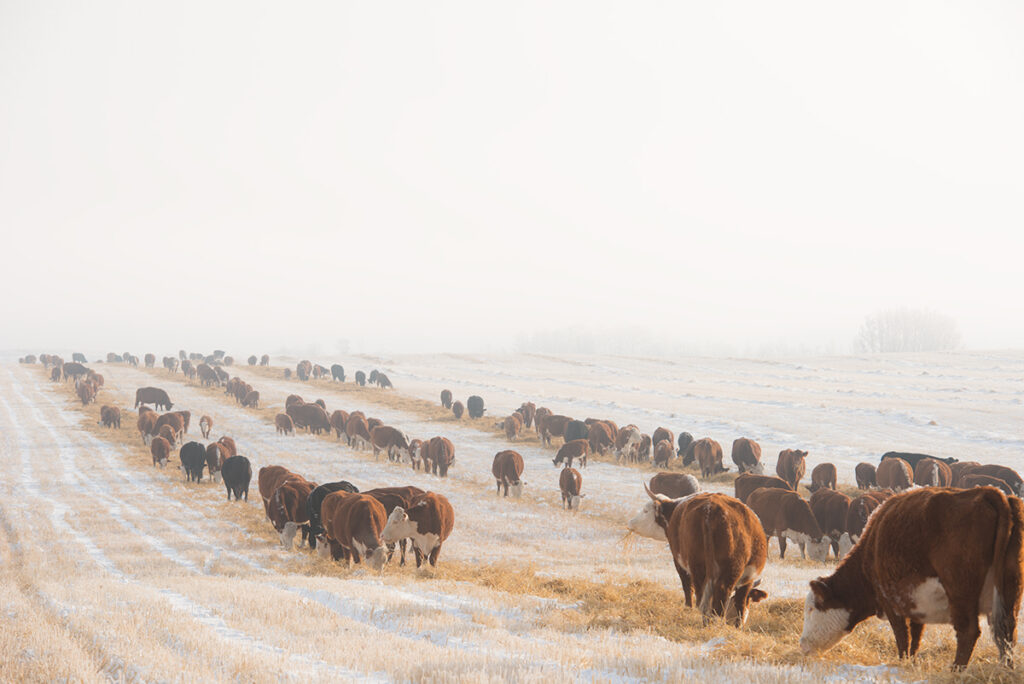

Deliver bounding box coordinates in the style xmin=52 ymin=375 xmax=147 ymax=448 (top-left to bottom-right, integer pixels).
xmin=749 ymin=588 xmax=768 ymax=603
xmin=809 ymin=579 xmax=830 ymax=601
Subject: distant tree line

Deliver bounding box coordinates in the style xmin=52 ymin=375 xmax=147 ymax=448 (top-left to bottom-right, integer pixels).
xmin=855 ymin=308 xmax=961 ymax=353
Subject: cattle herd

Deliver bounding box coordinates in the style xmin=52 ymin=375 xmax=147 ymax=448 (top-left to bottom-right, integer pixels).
xmin=21 ymin=351 xmax=1024 ymax=671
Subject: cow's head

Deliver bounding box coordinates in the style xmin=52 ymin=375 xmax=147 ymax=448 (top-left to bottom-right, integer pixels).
xmin=568 ymin=493 xmax=584 ymax=510
xmin=724 ymin=580 xmax=768 ymax=627
xmin=806 ymin=536 xmax=831 ymax=562
xmin=316 ymin=535 xmax=330 ymax=559
xmin=381 ymin=506 xmax=416 ymax=544
xmin=510 ymin=481 xmax=525 ymax=498
xmin=800 ymin=579 xmax=854 ymax=655
xmin=365 ymin=545 xmax=387 ymax=573
xmin=166 ymin=402 xmax=174 ymax=410
xmin=837 ymin=532 xmax=854 ymax=557
xmin=626 ymin=484 xmax=671 ymax=541
xmin=748 ymin=461 xmax=765 ymax=475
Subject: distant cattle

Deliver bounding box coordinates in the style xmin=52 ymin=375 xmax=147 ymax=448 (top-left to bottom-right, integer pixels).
xmin=150 ymin=436 xmax=172 ymax=467
xmin=135 ymin=387 xmax=172 ymax=411
xmin=807 ymin=463 xmax=837 ymax=493
xmin=775 ymin=449 xmax=808 ymax=490
xmin=222 ymin=455 xmax=252 ymax=501
xmin=636 ymin=434 xmax=652 ymax=463
xmin=154 ymin=413 xmax=185 ymax=443
xmin=157 ymin=424 xmax=178 ymax=447
xmin=144 ymin=353 xmax=155 ymax=368
xmin=427 ymin=437 xmax=455 ymax=476
xmin=179 ymin=442 xmax=207 ymax=482
xmin=381 ymin=492 xmax=455 ymax=568
xmin=731 ymin=438 xmax=764 ymax=475
xmin=855 ymin=462 xmax=877 ymax=489
xmin=305 ymin=481 xmax=360 ymax=550
xmin=913 ymin=457 xmax=953 ymax=487
xmin=677 ymin=432 xmax=694 ymax=459
xmin=247 ymin=355 xmax=258 ymax=366
xmin=800 ymin=487 xmax=1024 ymax=670
xmin=355 ymin=371 xmax=366 ymax=386
xmin=260 ymin=354 xmax=270 ymax=366
xmin=955 ymin=464 xmax=1023 ymax=496
xmin=733 ymin=473 xmax=793 ymax=504
xmin=559 ymin=467 xmax=583 ymax=510
xmin=72 ymin=352 xmax=87 ymax=363
xmin=553 ymin=439 xmax=588 ymax=469
xmin=76 ymin=381 xmax=96 ymax=405
xmin=288 ymin=403 xmax=330 ymax=435
xmin=99 ymin=405 xmax=121 ymax=429
xmin=374 ymin=372 xmax=392 ymax=389
xmin=241 ymin=390 xmax=260 ymax=408
xmin=466 ymin=395 xmax=485 ymax=419
xmin=345 ymin=413 xmax=372 ymax=450
xmin=62 ymin=362 xmax=89 ymax=382
xmin=649 ymin=472 xmax=700 ymax=499
xmin=694 ymin=438 xmax=727 ymax=480
xmin=50 ymin=366 xmax=61 ymax=382
xmin=296 ymin=360 xmax=312 ymax=381
xmin=503 ymin=414 xmax=524 ymax=441
xmin=440 ymin=389 xmax=452 ymax=409
xmin=331 ymin=364 xmax=345 ymax=382
xmin=492 ymin=450 xmax=525 ymax=498
xmin=747 ymin=487 xmax=830 ymax=561
xmin=653 ymin=439 xmax=674 ymax=468
xmin=518 ymin=402 xmax=537 ymax=429
xmin=451 ymin=401 xmax=464 ymax=419
xmin=876 ymin=457 xmax=913 ymax=491
xmin=960 ymin=474 xmax=1015 ymax=496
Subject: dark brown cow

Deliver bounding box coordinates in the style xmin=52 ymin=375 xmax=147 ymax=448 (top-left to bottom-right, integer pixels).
xmin=533 ymin=407 xmax=551 ymax=434
xmin=636 ymin=434 xmax=652 ymax=462
xmin=135 ymin=386 xmax=173 ymax=410
xmin=241 ymin=390 xmax=260 ymax=408
xmin=440 ymin=389 xmax=453 ymax=409
xmin=855 ymin=462 xmax=876 ymax=489
xmin=503 ymin=413 xmax=524 ymax=441
xmin=157 ymin=424 xmax=177 ymax=447
xmin=553 ymin=439 xmax=588 ymax=469
xmin=955 ymin=464 xmax=1023 ymax=496
xmin=653 ymin=439 xmax=674 ymax=468
xmin=492 ymin=450 xmax=525 ymax=497
xmin=808 ymin=463 xmax=838 ymax=493
xmin=329 ymin=410 xmax=349 ymax=439
xmin=746 ymin=487 xmax=831 ymax=561
xmin=196 ymin=364 xmax=220 ymax=387
xmin=587 ymin=421 xmax=615 ymax=455
xmin=61 ymin=361 xmax=89 ymax=382
xmin=559 ymin=467 xmax=583 ymax=510
xmin=345 ymin=413 xmax=372 ymax=450
xmin=370 ymin=425 xmax=410 ymax=462
xmin=539 ymin=414 xmax=571 ymax=446
xmin=150 ymin=436 xmax=172 ymax=467
xmin=649 ymin=472 xmax=700 ymax=499
xmin=694 ymin=438 xmax=727 ymax=480
xmin=733 ymin=474 xmax=792 ymax=504
xmin=640 ymin=489 xmax=768 ymax=626
xmin=258 ymin=466 xmax=294 ymax=519
xmin=839 ymin=490 xmax=893 ymax=555
xmin=810 ymin=488 xmax=851 ymax=557
xmin=427 ymin=437 xmax=455 ymax=476
xmin=50 ymin=366 xmax=61 ymax=382
xmin=76 ymin=381 xmax=96 ymax=405
xmin=776 ymin=449 xmax=808 ymax=490
xmin=260 ymin=354 xmax=270 ymax=366
xmin=154 ymin=412 xmax=185 ymax=442
xmin=652 ymin=427 xmax=675 ymax=450
xmin=381 ymin=492 xmax=455 ymax=568
xmin=268 ymin=477 xmax=317 ymax=549
xmin=320 ymin=492 xmax=389 ymax=571
xmin=731 ymin=438 xmax=764 ymax=474
xmin=285 ymin=394 xmax=304 ymax=409
xmin=275 ymin=413 xmax=294 ymax=436
xmin=99 ymin=405 xmax=121 ymax=429
xmin=801 ymin=487 xmax=1024 ymax=670
xmin=288 ymin=403 xmax=330 ymax=435
xmin=206 ymin=442 xmax=229 ymax=481
xmin=518 ymin=402 xmax=537 ymax=429
xmin=961 ymin=474 xmax=1015 ymax=496
xmin=138 ymin=410 xmax=159 ymax=444
xmin=451 ymin=401 xmax=464 ymax=419
xmin=200 ymin=415 xmax=212 ymax=439
xmin=876 ymin=457 xmax=913 ymax=491
xmin=914 ymin=457 xmax=953 ymax=487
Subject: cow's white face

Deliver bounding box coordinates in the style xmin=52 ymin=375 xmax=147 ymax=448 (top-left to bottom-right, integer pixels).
xmin=510 ymin=482 xmax=524 ymax=498
xmin=749 ymin=462 xmax=765 ymax=475
xmin=569 ymin=495 xmax=582 ymax=511
xmin=365 ymin=546 xmax=387 ymax=573
xmin=317 ymin=538 xmax=330 ymax=559
xmin=837 ymin=533 xmax=854 ymax=557
xmin=806 ymin=537 xmax=831 ymax=562
xmin=381 ymin=507 xmax=416 ymax=543
xmin=800 ymin=589 xmax=851 ymax=655
xmin=627 ymin=500 xmax=667 ymax=541
xmin=280 ymin=521 xmax=299 ymax=550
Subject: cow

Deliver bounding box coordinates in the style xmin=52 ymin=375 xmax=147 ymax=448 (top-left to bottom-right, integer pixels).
xmin=199 ymin=415 xmax=212 ymax=439
xmin=260 ymin=354 xmax=270 ymax=366
xmin=370 ymin=425 xmax=410 ymax=462
xmin=746 ymin=487 xmax=831 ymax=561
xmin=330 ymin=364 xmax=345 ymax=382
xmin=776 ymin=449 xmax=808 ymax=490
xmin=694 ymin=438 xmax=728 ymax=480
xmin=855 ymin=462 xmax=877 ymax=489
xmin=914 ymin=457 xmax=953 ymax=487
xmin=360 ymin=486 xmax=425 ymax=564
xmin=534 ymin=407 xmax=552 ymax=433
xmin=247 ymin=355 xmax=258 ymax=366
xmin=296 ymin=360 xmax=312 ymax=381
xmin=809 ymin=488 xmax=851 ymax=557
xmin=144 ymin=353 xmax=155 ymax=368
xmin=50 ymin=366 xmax=61 ymax=382
xmin=586 ymin=421 xmax=615 ymax=456
xmin=381 ymin=492 xmax=455 ymax=568
xmin=179 ymin=441 xmax=207 ymax=482
xmin=518 ymin=402 xmax=537 ymax=429
xmin=329 ymin=410 xmax=349 ymax=440
xmin=283 ymin=369 xmax=292 ymax=379
xmin=269 ymin=477 xmax=317 ymax=549
xmin=653 ymin=439 xmax=674 ymax=468
xmin=564 ymin=419 xmax=588 ymax=443
xmin=677 ymin=432 xmax=694 ymax=460
xmin=649 ymin=472 xmax=700 ymax=499
xmin=305 ymin=481 xmax=360 ymax=550
xmin=503 ymin=414 xmax=524 ymax=442
xmin=205 ymin=442 xmax=229 ymax=482
xmin=636 ymin=434 xmax=652 ymax=463
xmin=172 ymin=410 xmax=191 ymax=434
xmin=960 ymin=474 xmax=1014 ymax=496
xmin=150 ymin=436 xmax=172 ymax=467
xmin=800 ymin=487 xmax=1024 ymax=670
xmin=62 ymin=362 xmax=89 ymax=382
xmin=319 ymin=491 xmax=389 ymax=571
xmin=135 ymin=387 xmax=173 ymax=411
xmin=241 ymin=390 xmax=260 ymax=408
xmin=288 ymin=403 xmax=331 ymax=435
xmin=76 ymin=378 xmax=96 ymax=406
xmin=368 ymin=370 xmax=379 ymax=385
xmin=538 ymin=414 xmax=570 ymax=447
xmin=615 ymin=425 xmax=643 ymax=462
xmin=955 ymin=464 xmax=1024 ymax=496
xmin=137 ymin=410 xmax=159 ymax=444
xmin=216 ymin=436 xmax=237 ymax=458
xmin=731 ymin=438 xmax=764 ymax=475
xmin=881 ymin=451 xmax=958 ymax=471
xmin=154 ymin=412 xmax=185 ymax=443
xmin=427 ymin=437 xmax=455 ymax=476
xmin=312 ymin=364 xmax=328 ymax=379
xmin=181 ymin=360 xmax=195 ymax=380
xmin=439 ymin=389 xmax=453 ymax=409
xmin=345 ymin=413 xmax=372 ymax=450
xmin=99 ymin=405 xmax=121 ymax=429
xmin=465 ymin=395 xmax=485 ymax=419
xmin=807 ymin=463 xmax=838 ymax=493
xmin=639 ymin=488 xmax=768 ymax=626
xmin=950 ymin=461 xmax=982 ymax=485
xmin=285 ymin=394 xmax=304 ymax=409
xmin=492 ymin=450 xmax=525 ymax=498
xmin=838 ymin=490 xmax=893 ymax=556
xmin=258 ymin=466 xmax=295 ymax=519
xmin=157 ymin=424 xmax=178 ymax=447
xmin=222 ymin=455 xmax=252 ymax=501
xmin=196 ymin=364 xmax=219 ymax=387
xmin=355 ymin=371 xmax=366 ymax=386
xmin=559 ymin=467 xmax=583 ymax=511
xmin=375 ymin=373 xmax=393 ymax=389
xmin=876 ymin=457 xmax=913 ymax=491
xmin=553 ymin=439 xmax=588 ymax=469
xmin=366 ymin=416 xmax=380 ymax=432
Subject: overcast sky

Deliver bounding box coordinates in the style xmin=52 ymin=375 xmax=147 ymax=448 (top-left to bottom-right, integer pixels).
xmin=2 ymin=1 xmax=1022 ymax=356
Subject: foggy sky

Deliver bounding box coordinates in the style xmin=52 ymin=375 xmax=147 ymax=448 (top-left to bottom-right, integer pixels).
xmin=2 ymin=1 xmax=1022 ymax=356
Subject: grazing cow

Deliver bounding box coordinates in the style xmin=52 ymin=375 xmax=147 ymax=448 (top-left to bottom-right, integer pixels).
xmin=223 ymin=356 xmax=234 ymax=366
xmin=312 ymin=364 xmax=328 ymax=379
xmin=50 ymin=366 xmax=61 ymax=382
xmin=800 ymin=487 xmax=1024 ymax=670
xmin=564 ymin=419 xmax=588 ymax=443
xmin=296 ymin=360 xmax=312 ymax=381
xmin=649 ymin=472 xmax=700 ymax=499
xmin=734 ymin=475 xmax=799 ymax=508
xmin=838 ymin=491 xmax=893 ymax=555
xmin=370 ymin=425 xmax=410 ymax=462
xmin=181 ymin=360 xmax=195 ymax=379
xmin=258 ymin=466 xmax=294 ymax=519
xmin=172 ymin=410 xmax=191 ymax=434
xmin=855 ymin=462 xmax=877 ymax=489
xmin=284 ymin=369 xmax=292 ymax=379
xmin=539 ymin=414 xmax=571 ymax=446
xmin=329 ymin=410 xmax=349 ymax=439
xmin=366 ymin=416 xmax=381 ymax=432
xmin=157 ymin=424 xmax=178 ymax=447
xmin=368 ymin=370 xmax=379 ymax=385
xmin=375 ymin=372 xmax=393 ymax=389
xmin=137 ymin=410 xmax=159 ymax=444
xmin=776 ymin=449 xmax=808 ymax=490
xmin=247 ymin=355 xmax=258 ymax=366
xmin=492 ymin=450 xmax=525 ymax=498
xmin=652 ymin=427 xmax=674 ymax=449
xmin=205 ymin=442 xmax=229 ymax=482
xmin=345 ymin=413 xmax=372 ymax=450
xmin=154 ymin=413 xmax=185 ymax=443
xmin=534 ymin=406 xmax=552 ymax=433
xmin=150 ymin=436 xmax=172 ymax=467
xmin=615 ymin=425 xmax=642 ymax=462
xmin=285 ymin=394 xmax=304 ymax=410
xmin=71 ymin=352 xmax=87 ymax=363
xmin=305 ymin=481 xmax=360 ymax=549
xmin=640 ymin=489 xmax=768 ymax=626
xmin=440 ymin=389 xmax=452 ymax=409
xmin=731 ymin=438 xmax=765 ymax=475
xmin=320 ymin=492 xmax=389 ymax=570
xmin=196 ymin=364 xmax=220 ymax=387
xmin=587 ymin=421 xmax=614 ymax=456
xmin=553 ymin=439 xmax=589 ymax=469
xmin=288 ymin=403 xmax=331 ymax=435
xmin=330 ymin=364 xmax=345 ymax=382
xmin=876 ymin=457 xmax=913 ymax=491
xmin=135 ymin=387 xmax=173 ymax=411
xmin=427 ymin=437 xmax=455 ymax=476
xmin=241 ymin=390 xmax=260 ymax=408
xmin=746 ymin=487 xmax=831 ymax=561
xmin=960 ymin=474 xmax=1014 ymax=496
xmin=99 ymin=405 xmax=121 ymax=429
xmin=62 ymin=362 xmax=89 ymax=382
xmin=503 ymin=414 xmax=524 ymax=441
xmin=180 ymin=442 xmax=207 ymax=482
xmin=559 ymin=467 xmax=583 ymax=510
xmin=807 ymin=463 xmax=838 ymax=493
xmin=260 ymin=354 xmax=269 ymax=366
xmin=810 ymin=488 xmax=851 ymax=557
xmin=268 ymin=477 xmax=317 ymax=549
xmin=355 ymin=371 xmax=366 ymax=386
xmin=360 ymin=486 xmax=425 ymax=564
xmin=914 ymin=457 xmax=953 ymax=487
xmin=222 ymin=455 xmax=252 ymax=501
xmin=144 ymin=353 xmax=155 ymax=368
xmin=199 ymin=415 xmax=212 ymax=439
xmin=694 ymin=438 xmax=728 ymax=480
xmin=451 ymin=401 xmax=464 ymax=419
xmin=381 ymin=492 xmax=455 ymax=568
xmin=519 ymin=402 xmax=537 ymax=429
xmin=466 ymin=395 xmax=485 ymax=419
xmin=881 ymin=451 xmax=958 ymax=471
xmin=955 ymin=464 xmax=1024 ymax=496
xmin=949 ymin=461 xmax=982 ymax=485
xmin=636 ymin=434 xmax=653 ymax=463
xmin=653 ymin=439 xmax=674 ymax=468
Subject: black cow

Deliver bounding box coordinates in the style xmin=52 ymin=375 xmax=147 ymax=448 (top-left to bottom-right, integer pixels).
xmin=467 ymin=395 xmax=485 ymax=419
xmin=72 ymin=352 xmax=87 ymax=363
xmin=222 ymin=455 xmax=252 ymax=501
xmin=677 ymin=431 xmax=694 ymax=457
xmin=355 ymin=371 xmax=366 ymax=386
xmin=305 ymin=481 xmax=360 ymax=549
xmin=881 ymin=451 xmax=957 ymax=470
xmin=565 ymin=419 xmax=588 ymax=443
xmin=180 ymin=441 xmax=207 ymax=482
xmin=331 ymin=364 xmax=345 ymax=382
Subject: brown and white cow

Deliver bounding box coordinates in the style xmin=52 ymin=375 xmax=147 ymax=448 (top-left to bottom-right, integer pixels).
xmin=200 ymin=415 xmax=213 ymax=439
xmin=258 ymin=465 xmax=294 ymax=519
xmin=653 ymin=439 xmax=674 ymax=468
xmin=913 ymin=457 xmax=953 ymax=487
xmin=362 ymin=486 xmax=425 ymax=565
xmin=693 ymin=438 xmax=727 ymax=480
xmin=345 ymin=413 xmax=372 ymax=450
xmin=150 ymin=436 xmax=172 ymax=467
xmin=427 ymin=437 xmax=455 ymax=476
xmin=157 ymin=424 xmax=178 ymax=447
xmin=615 ymin=425 xmax=642 ymax=462
xmin=330 ymin=410 xmax=349 ymax=440
xmin=320 ymin=491 xmax=389 ymax=571
xmin=269 ymin=477 xmax=317 ymax=549
xmin=734 ymin=473 xmax=792 ymax=504
xmin=807 ymin=463 xmax=837 ymax=493
xmin=492 ymin=450 xmax=525 ymax=498
xmin=731 ymin=437 xmax=765 ymax=475
xmin=503 ymin=414 xmax=524 ymax=442
xmin=641 ymin=488 xmax=768 ymax=626
xmin=370 ymin=425 xmax=410 ymax=462
xmin=649 ymin=472 xmax=700 ymax=499
xmin=855 ymin=462 xmax=877 ymax=489
xmin=801 ymin=487 xmax=1024 ymax=670
xmin=955 ymin=464 xmax=1024 ymax=496
xmin=553 ymin=439 xmax=588 ymax=469
xmin=206 ymin=442 xmax=229 ymax=483
xmin=746 ymin=487 xmax=831 ymax=561
xmin=381 ymin=492 xmax=455 ymax=568
xmin=138 ymin=410 xmax=159 ymax=445
xmin=217 ymin=436 xmax=237 ymax=458
xmin=809 ymin=488 xmax=851 ymax=558
xmin=652 ymin=427 xmax=675 ymax=451
xmin=559 ymin=467 xmax=583 ymax=511
xmin=587 ymin=421 xmax=615 ymax=456
xmin=876 ymin=457 xmax=913 ymax=491
xmin=776 ymin=449 xmax=808 ymax=490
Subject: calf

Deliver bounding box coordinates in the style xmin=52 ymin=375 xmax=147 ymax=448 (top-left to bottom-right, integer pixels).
xmin=801 ymin=487 xmax=1024 ymax=670
xmin=649 ymin=472 xmax=700 ymax=499
xmin=275 ymin=413 xmax=294 ymax=436
xmin=746 ymin=487 xmax=830 ymax=561
xmin=492 ymin=450 xmax=525 ymax=498
xmin=855 ymin=462 xmax=876 ymax=489
xmin=731 ymin=437 xmax=764 ymax=474
xmin=776 ymin=449 xmax=808 ymax=490
xmin=807 ymin=463 xmax=837 ymax=493
xmin=694 ymin=438 xmax=727 ymax=480
xmin=381 ymin=492 xmax=455 ymax=568
xmin=559 ymin=467 xmax=583 ymax=510
xmin=876 ymin=457 xmax=913 ymax=491
xmin=809 ymin=488 xmax=851 ymax=557
xmin=553 ymin=439 xmax=588 ymax=469
xmin=222 ymin=455 xmax=252 ymax=501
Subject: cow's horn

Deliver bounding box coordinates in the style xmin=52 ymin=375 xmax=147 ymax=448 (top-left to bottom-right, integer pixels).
xmin=643 ymin=481 xmax=657 ymax=501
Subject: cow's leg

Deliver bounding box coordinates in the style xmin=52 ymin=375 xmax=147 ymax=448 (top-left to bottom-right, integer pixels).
xmin=778 ymin=535 xmax=787 ymax=560
xmin=886 ymin=612 xmax=911 ymax=659
xmin=798 ymin=541 xmax=807 ymax=559
xmin=413 ymin=547 xmax=424 ymax=568
xmin=950 ymin=610 xmax=981 ymax=670
xmin=672 ymin=560 xmax=693 ymax=607
xmin=399 ymin=539 xmax=407 ymax=566
xmin=428 ymin=545 xmax=441 ymax=567
xmin=909 ymin=621 xmax=925 ymax=656
xmin=385 ymin=542 xmax=396 ymax=562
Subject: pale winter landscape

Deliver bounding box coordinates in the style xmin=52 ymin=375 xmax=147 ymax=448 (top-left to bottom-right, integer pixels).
xmin=1 ymin=350 xmax=1022 ymax=682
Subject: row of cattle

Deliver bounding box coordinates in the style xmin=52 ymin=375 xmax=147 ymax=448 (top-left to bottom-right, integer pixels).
xmin=440 ymin=391 xmax=486 ymax=419
xmin=256 ymin=465 xmax=454 ymax=571
xmin=285 ymin=361 xmax=392 ymax=389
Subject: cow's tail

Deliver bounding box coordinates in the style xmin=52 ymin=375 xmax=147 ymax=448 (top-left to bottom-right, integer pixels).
xmin=698 ymin=501 xmax=720 ymax=620
xmin=991 ymin=491 xmax=1024 ymax=666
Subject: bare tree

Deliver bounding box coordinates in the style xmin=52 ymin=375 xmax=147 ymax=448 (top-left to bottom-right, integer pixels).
xmin=855 ymin=308 xmax=961 ymax=353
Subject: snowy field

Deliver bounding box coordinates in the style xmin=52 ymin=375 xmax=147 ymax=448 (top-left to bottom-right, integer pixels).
xmin=1 ymin=350 xmax=1022 ymax=681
